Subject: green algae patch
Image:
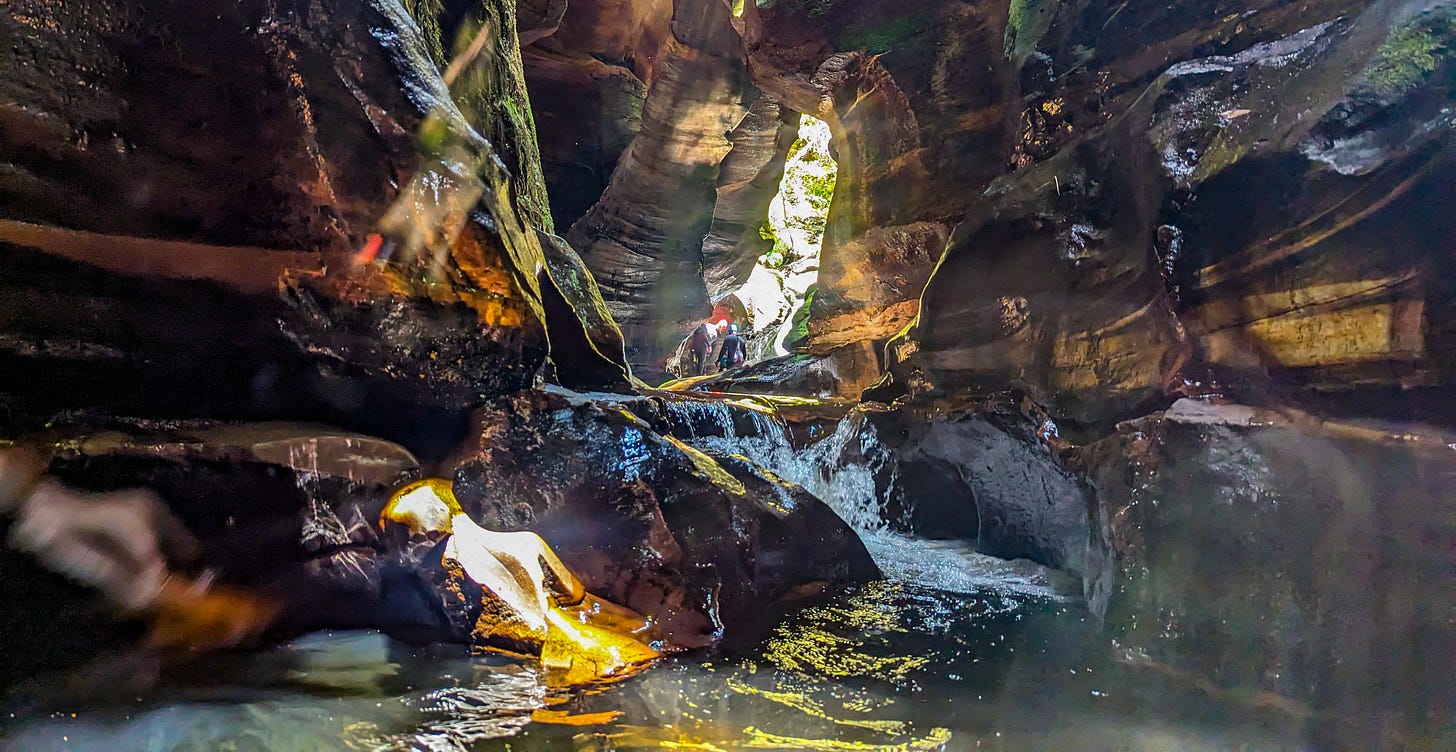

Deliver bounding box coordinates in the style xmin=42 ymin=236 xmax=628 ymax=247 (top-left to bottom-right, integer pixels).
xmin=1006 ymin=0 xmax=1055 ymax=63
xmin=1365 ymin=10 xmax=1456 ymax=95
xmin=839 ymin=15 xmax=926 ymax=54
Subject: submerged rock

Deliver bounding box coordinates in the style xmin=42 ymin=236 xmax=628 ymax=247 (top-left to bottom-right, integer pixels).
xmin=1075 ymin=399 xmax=1456 ymax=744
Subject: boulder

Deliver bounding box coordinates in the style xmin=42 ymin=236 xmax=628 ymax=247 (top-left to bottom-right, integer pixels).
xmin=1074 ymin=399 xmax=1456 ymax=745
xmin=450 ymin=388 xmax=880 ymax=647
xmin=0 ymin=0 xmax=632 ymax=435
xmin=685 ymin=342 xmax=883 ymax=399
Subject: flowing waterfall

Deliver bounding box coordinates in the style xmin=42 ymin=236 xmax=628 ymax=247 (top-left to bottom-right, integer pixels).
xmin=647 ymin=396 xmax=1071 ymax=598
xmin=647 ymin=399 xmax=900 ymax=533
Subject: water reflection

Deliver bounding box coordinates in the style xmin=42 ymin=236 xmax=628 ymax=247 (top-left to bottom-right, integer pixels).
xmin=3 ymin=539 xmax=1303 ymax=751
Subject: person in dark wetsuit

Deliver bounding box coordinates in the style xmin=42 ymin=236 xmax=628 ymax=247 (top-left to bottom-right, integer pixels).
xmin=687 ymin=320 xmax=721 ymax=375
xmin=717 ymin=324 xmax=747 ymax=372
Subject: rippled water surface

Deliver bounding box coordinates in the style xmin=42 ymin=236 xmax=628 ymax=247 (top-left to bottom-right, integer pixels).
xmin=2 ymin=532 xmax=1304 ymax=751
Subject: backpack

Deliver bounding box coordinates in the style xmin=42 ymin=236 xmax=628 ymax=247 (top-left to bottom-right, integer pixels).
xmin=719 ymin=335 xmax=745 ymax=368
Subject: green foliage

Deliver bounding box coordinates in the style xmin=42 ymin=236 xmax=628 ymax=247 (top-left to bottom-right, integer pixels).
xmin=839 ymin=16 xmax=923 ymax=54
xmin=1005 ymin=0 xmax=1054 ymax=62
xmin=1366 ymin=12 xmax=1455 ymax=95
xmin=801 ymin=171 xmax=836 ymax=210
xmin=783 ymin=284 xmax=818 ymax=351
xmin=402 ymin=0 xmax=448 ymax=67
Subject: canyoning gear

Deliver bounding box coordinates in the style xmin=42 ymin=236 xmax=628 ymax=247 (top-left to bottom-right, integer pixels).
xmin=728 ymin=324 xmax=739 ymax=334
xmin=718 ymin=333 xmax=747 ymax=370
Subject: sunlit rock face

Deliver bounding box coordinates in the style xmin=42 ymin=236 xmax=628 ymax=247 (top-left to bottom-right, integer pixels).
xmin=450 ymin=388 xmax=880 ymax=648
xmin=701 ymin=98 xmax=802 ymax=306
xmin=871 ymin=1 xmax=1456 ymax=425
xmin=1075 ymin=400 xmax=1456 ymax=746
xmin=0 ymin=0 xmax=630 ymax=431
xmin=736 ymin=0 xmax=1009 ymax=355
xmin=377 ymin=477 xmax=662 ymax=684
xmin=685 ymin=0 xmax=1453 ymax=418
xmin=560 ymin=0 xmax=759 ymax=381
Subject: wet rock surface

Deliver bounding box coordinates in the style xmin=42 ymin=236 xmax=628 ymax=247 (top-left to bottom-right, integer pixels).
xmin=872 ymin=2 xmax=1456 ymax=425
xmin=0 ymin=0 xmax=630 ymax=428
xmin=451 ymin=388 xmax=880 ymax=648
xmin=873 ymin=404 xmax=1088 ymax=574
xmin=0 ymin=389 xmax=881 ymax=689
xmin=527 ymin=0 xmax=1454 ymax=411
xmin=0 ymin=421 xmax=418 ymax=690
xmin=685 ymin=342 xmax=883 ymax=399
xmin=788 ymin=397 xmax=1089 ymax=573
xmin=1074 ymin=399 xmax=1456 ymax=745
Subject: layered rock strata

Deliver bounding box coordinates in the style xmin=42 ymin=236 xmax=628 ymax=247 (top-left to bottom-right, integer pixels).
xmin=0 ymin=0 xmax=631 ymax=437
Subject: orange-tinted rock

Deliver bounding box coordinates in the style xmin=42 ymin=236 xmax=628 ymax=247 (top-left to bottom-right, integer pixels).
xmin=0 ymin=0 xmax=631 ymax=429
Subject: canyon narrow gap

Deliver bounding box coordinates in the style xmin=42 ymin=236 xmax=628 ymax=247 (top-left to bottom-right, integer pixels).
xmin=0 ymin=0 xmax=1452 ymax=749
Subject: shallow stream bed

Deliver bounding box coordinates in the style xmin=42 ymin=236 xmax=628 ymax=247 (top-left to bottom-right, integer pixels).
xmin=2 ymin=532 xmax=1304 ymax=751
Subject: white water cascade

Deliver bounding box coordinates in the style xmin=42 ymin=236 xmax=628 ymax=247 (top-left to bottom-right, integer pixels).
xmin=649 ymin=397 xmax=1071 ymax=599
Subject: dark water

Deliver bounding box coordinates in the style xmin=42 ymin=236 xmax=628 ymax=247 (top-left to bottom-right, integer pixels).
xmin=1 ymin=533 xmax=1305 ymax=751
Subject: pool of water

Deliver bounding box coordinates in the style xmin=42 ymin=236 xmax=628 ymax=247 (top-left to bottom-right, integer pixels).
xmin=1 ymin=532 xmax=1306 ymax=751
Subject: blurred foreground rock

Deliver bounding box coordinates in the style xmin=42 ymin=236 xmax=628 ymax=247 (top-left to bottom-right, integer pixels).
xmin=1075 ymin=399 xmax=1456 ymax=745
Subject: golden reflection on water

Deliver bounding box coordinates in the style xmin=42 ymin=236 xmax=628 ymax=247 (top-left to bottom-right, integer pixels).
xmin=738 ymin=726 xmax=953 ymax=750
xmin=761 ymin=581 xmax=929 ymax=682
xmin=380 ymin=482 xmax=953 ymax=748
xmin=724 ymin=677 xmax=911 ymax=735
xmin=571 ymin=579 xmax=953 ymax=750
xmin=586 ymin=722 xmax=953 ymax=751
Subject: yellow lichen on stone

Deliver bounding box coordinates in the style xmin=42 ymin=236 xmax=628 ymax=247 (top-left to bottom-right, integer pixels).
xmin=663 ymin=435 xmax=746 ymax=496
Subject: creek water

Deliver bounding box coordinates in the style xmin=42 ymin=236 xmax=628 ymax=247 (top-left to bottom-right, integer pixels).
xmin=1 ymin=401 xmax=1308 ymax=751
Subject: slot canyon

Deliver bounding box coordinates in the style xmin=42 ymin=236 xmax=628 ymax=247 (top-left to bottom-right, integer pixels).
xmin=0 ymin=0 xmax=1452 ymax=748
